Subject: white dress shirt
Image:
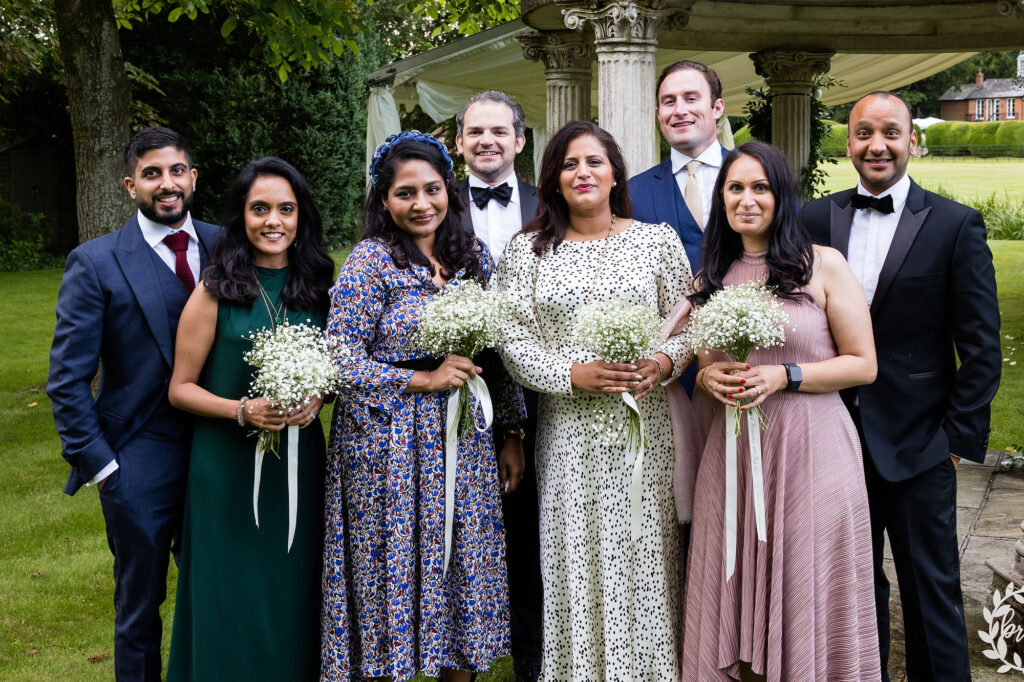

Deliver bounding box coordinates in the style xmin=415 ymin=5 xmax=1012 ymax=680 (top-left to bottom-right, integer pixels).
xmin=88 ymin=210 xmax=200 ymax=488
xmin=137 ymin=210 xmax=201 ymax=285
xmin=670 ymin=141 xmax=724 ymax=229
xmin=846 ymin=174 xmax=911 ymax=305
xmin=468 ymin=170 xmax=522 ymax=261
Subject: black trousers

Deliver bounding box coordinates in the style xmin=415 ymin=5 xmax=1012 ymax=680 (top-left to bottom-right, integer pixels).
xmin=497 ymin=388 xmax=543 ymax=667
xmin=853 ymin=408 xmax=970 ymax=682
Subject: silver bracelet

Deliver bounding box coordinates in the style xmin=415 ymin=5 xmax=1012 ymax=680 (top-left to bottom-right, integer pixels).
xmin=237 ymin=397 xmax=249 ymax=426
xmin=649 ymin=355 xmax=666 ymax=381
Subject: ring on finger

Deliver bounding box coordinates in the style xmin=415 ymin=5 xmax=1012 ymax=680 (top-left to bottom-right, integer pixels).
xmin=753 ymin=386 xmax=761 ymax=397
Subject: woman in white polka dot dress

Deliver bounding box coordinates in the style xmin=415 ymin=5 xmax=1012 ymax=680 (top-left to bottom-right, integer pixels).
xmin=492 ymin=121 xmax=694 ymax=681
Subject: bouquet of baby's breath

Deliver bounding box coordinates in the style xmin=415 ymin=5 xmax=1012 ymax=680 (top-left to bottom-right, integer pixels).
xmin=416 ymin=279 xmax=510 ymax=439
xmin=572 ymin=299 xmax=664 ymax=449
xmin=244 ymin=319 xmax=349 ymax=456
xmin=687 ymin=283 xmax=788 ymax=430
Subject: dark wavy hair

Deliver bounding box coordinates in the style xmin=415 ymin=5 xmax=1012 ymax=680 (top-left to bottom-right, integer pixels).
xmin=690 ymin=141 xmax=813 ymax=306
xmin=202 ymin=157 xmax=335 ymax=316
xmin=363 ymin=138 xmax=485 ymax=281
xmin=523 ymin=121 xmax=632 ymax=255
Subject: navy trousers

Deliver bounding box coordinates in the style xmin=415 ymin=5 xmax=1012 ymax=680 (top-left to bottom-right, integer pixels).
xmin=97 ymin=430 xmax=188 ymax=682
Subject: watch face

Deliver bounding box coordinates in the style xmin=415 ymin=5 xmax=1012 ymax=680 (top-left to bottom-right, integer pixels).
xmin=791 ymin=364 xmax=802 ymax=382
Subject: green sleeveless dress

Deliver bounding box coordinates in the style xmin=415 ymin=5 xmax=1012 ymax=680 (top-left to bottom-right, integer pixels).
xmin=168 ymin=266 xmax=325 ymax=681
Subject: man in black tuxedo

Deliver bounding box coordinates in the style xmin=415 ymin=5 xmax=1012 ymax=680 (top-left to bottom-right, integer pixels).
xmin=801 ymin=91 xmax=1001 ymax=681
xmin=48 ymin=127 xmax=220 ymax=680
xmin=454 ymin=90 xmax=542 ymax=682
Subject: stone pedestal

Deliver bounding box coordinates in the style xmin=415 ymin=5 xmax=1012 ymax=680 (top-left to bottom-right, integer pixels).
xmin=986 ymin=520 xmax=1024 ymax=658
xmin=751 ymin=49 xmax=835 ymax=179
xmin=520 ymin=31 xmax=594 ymax=134
xmin=562 ymin=1 xmax=689 ymax=176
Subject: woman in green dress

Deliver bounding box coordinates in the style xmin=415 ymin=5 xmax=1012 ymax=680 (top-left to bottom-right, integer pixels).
xmin=167 ymin=157 xmax=337 ymax=680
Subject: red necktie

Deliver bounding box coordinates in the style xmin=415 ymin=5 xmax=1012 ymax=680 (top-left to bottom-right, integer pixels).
xmin=163 ymin=231 xmax=195 ymax=292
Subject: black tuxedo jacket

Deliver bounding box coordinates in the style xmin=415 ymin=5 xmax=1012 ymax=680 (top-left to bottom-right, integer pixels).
xmin=801 ymin=180 xmax=1000 ymax=481
xmin=455 ymin=176 xmax=539 ymax=235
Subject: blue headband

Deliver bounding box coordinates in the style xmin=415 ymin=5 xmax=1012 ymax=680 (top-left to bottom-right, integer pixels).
xmin=368 ymin=131 xmax=454 ymax=190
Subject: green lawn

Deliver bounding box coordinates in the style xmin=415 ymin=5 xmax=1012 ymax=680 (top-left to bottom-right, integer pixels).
xmin=821 ymin=156 xmax=1024 ymax=202
xmin=1 ymin=241 xmax=1021 ymax=679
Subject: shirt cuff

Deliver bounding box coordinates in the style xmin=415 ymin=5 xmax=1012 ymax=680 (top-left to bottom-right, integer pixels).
xmin=86 ymin=460 xmax=119 ymax=487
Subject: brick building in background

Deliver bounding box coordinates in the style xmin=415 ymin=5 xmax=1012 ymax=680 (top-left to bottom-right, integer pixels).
xmin=939 ymin=51 xmax=1024 ymax=122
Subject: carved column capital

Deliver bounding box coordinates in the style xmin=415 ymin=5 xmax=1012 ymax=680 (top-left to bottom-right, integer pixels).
xmin=562 ymin=0 xmax=689 ymax=46
xmin=997 ymin=0 xmax=1024 ymax=17
xmin=751 ymin=48 xmax=835 ymax=95
xmin=519 ymin=31 xmax=594 ymax=74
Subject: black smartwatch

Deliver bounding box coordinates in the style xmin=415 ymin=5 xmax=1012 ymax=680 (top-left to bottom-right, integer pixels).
xmin=784 ymin=363 xmax=803 ymax=392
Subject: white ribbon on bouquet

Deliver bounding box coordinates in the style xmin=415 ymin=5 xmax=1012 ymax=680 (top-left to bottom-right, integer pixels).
xmin=621 ymin=391 xmax=647 ymax=547
xmin=724 ymin=405 xmax=767 ymax=581
xmin=252 ymin=424 xmax=301 ymax=552
xmin=442 ymin=375 xmax=493 ymax=577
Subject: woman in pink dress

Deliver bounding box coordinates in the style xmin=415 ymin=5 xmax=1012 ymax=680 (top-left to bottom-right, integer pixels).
xmin=683 ymin=141 xmax=881 ymax=681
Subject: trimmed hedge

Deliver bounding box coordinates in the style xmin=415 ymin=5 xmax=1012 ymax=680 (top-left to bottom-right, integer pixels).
xmin=735 ymin=121 xmax=848 ymax=156
xmin=924 ymin=120 xmax=1024 ymax=157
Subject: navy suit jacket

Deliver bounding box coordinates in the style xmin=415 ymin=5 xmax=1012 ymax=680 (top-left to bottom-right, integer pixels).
xmin=801 ymin=180 xmax=1001 ymax=481
xmin=628 ymin=146 xmax=730 ymax=272
xmin=47 ymin=215 xmax=221 ymax=494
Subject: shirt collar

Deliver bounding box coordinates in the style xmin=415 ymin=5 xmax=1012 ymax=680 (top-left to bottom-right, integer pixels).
xmin=856 ymin=174 xmax=911 ymax=214
xmin=670 ymin=140 xmax=724 ymax=175
xmin=467 ymin=170 xmax=518 ymax=204
xmin=137 ymin=209 xmax=198 ymax=248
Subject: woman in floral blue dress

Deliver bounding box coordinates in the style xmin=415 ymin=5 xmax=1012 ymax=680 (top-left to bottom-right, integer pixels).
xmin=321 ymin=132 xmax=525 ymax=682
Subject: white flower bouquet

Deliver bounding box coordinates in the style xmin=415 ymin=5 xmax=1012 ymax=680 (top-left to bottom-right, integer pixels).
xmin=244 ymin=319 xmax=347 ymax=456
xmin=687 ymin=282 xmax=788 ymax=428
xmin=243 ymin=318 xmax=350 ymax=550
xmin=686 ymin=282 xmax=789 ymax=578
xmin=416 ymin=279 xmax=509 ymax=440
xmin=416 ymin=279 xmax=509 ymax=576
xmin=572 ymin=298 xmax=664 ymax=450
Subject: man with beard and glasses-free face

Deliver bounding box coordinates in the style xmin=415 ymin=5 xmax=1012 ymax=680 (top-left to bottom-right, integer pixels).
xmin=454 ymin=90 xmax=542 ymax=682
xmin=801 ymin=91 xmax=1001 ymax=681
xmin=48 ymin=127 xmax=220 ymax=681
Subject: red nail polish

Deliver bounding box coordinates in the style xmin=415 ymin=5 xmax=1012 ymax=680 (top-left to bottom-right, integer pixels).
xmin=738 ymin=387 xmax=745 ymax=392
xmin=726 ymin=394 xmax=733 ymax=398
xmin=745 ymin=364 xmax=751 ymax=369
xmin=730 ymin=402 xmax=736 ymax=407
xmin=740 ymin=379 xmax=747 ymax=384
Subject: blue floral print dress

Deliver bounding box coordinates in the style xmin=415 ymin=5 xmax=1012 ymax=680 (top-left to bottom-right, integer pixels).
xmin=320 ymin=238 xmax=525 ymax=682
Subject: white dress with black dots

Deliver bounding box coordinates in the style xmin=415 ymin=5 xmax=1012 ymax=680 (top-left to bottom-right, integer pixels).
xmin=492 ymin=220 xmax=694 ymax=682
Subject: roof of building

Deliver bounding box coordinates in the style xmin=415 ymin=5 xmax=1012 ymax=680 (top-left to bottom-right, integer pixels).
xmin=940 ymin=78 xmax=1024 ymax=101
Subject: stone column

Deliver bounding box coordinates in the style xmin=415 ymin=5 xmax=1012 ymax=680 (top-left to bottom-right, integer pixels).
xmin=520 ymin=31 xmax=594 ymax=135
xmin=751 ymin=49 xmax=835 ymax=178
xmin=562 ymin=1 xmax=689 ymax=177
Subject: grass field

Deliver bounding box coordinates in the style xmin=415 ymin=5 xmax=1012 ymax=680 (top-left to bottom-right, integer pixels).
xmin=1 ymin=237 xmax=1021 ymax=680
xmin=820 ymin=156 xmax=1024 ymax=202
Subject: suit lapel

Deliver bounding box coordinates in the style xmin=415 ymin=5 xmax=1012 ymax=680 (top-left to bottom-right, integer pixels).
xmin=651 ymin=160 xmax=684 ymax=232
xmin=871 ymin=181 xmax=930 ymax=316
xmin=518 ymin=179 xmax=539 ymax=222
xmin=113 ymin=217 xmax=174 ymax=367
xmin=829 ymin=198 xmax=855 ymax=258
xmin=456 ymin=179 xmax=472 ymax=230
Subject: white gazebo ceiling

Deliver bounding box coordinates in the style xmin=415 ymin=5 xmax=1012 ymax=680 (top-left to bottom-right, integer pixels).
xmin=367 ymin=19 xmax=978 ymax=125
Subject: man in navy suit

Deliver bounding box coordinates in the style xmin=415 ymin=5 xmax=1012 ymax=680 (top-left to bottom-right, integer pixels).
xmin=48 ymin=127 xmax=220 ymax=681
xmin=801 ymin=91 xmax=1001 ymax=681
xmin=629 ymin=60 xmax=729 ymax=273
xmin=454 ymin=90 xmax=542 ymax=682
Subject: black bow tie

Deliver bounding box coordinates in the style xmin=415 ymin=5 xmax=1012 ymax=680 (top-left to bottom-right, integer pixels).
xmin=850 ymin=193 xmax=894 ymax=214
xmin=470 ymin=182 xmax=513 ymax=210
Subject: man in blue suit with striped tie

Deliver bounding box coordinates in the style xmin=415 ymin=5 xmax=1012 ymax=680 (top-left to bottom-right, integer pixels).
xmin=629 ymin=60 xmax=728 ymax=274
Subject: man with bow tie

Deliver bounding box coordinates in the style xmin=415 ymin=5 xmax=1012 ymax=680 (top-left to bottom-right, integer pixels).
xmin=454 ymin=90 xmax=542 ymax=682
xmin=801 ymin=91 xmax=1001 ymax=681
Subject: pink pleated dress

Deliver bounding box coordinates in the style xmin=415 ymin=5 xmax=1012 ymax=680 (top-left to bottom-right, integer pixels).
xmin=682 ymin=251 xmax=880 ymax=681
